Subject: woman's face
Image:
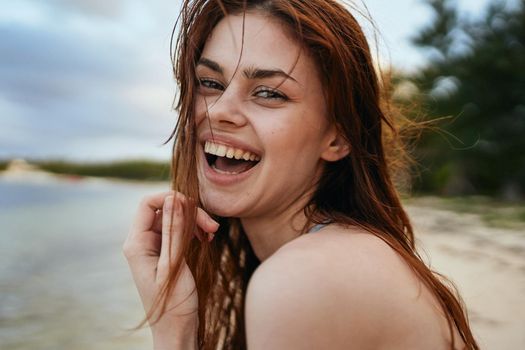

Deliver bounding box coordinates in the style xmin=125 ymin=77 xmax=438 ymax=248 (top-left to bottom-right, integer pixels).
xmin=195 ymin=12 xmax=337 ymax=219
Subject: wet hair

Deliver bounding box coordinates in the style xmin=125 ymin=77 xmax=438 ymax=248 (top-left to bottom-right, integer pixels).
xmin=138 ymin=1 xmax=479 ymax=349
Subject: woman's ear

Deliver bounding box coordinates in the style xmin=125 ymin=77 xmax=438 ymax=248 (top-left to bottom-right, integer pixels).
xmin=321 ymin=133 xmax=351 ymax=162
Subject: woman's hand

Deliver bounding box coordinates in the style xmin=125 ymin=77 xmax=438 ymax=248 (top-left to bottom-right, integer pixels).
xmin=123 ymin=191 xmax=219 ymax=349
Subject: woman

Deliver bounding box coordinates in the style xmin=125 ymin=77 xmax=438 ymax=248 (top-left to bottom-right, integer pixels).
xmin=123 ymin=0 xmax=480 ymax=349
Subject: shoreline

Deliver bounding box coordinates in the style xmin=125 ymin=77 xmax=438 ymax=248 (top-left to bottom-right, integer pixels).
xmin=0 ymin=168 xmax=169 ymax=186
xmin=0 ymin=158 xmax=170 ymax=183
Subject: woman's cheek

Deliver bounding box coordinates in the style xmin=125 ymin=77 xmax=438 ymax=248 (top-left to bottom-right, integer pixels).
xmin=194 ymin=100 xmax=205 ymax=125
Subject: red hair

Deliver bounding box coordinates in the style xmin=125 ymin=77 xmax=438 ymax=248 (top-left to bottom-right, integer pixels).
xmin=136 ymin=1 xmax=480 ymax=349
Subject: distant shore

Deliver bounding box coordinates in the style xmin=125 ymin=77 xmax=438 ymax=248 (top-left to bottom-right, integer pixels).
xmin=1 ymin=158 xmax=524 ymax=229
xmin=0 ymin=158 xmax=170 ymax=182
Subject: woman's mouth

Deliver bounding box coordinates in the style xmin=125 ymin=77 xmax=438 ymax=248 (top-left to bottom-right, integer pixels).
xmin=204 ymin=140 xmax=261 ymax=174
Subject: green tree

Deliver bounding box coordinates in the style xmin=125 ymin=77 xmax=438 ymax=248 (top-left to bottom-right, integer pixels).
xmin=411 ymin=0 xmax=525 ymax=199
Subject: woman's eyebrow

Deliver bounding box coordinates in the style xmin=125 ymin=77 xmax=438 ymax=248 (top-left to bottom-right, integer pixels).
xmin=243 ymin=66 xmax=298 ymax=83
xmin=197 ymin=57 xmax=223 ymax=74
xmin=197 ymin=57 xmax=298 ymax=84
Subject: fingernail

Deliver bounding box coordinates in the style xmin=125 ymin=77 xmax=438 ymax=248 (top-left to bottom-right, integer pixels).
xmin=207 ymin=232 xmax=215 ymax=242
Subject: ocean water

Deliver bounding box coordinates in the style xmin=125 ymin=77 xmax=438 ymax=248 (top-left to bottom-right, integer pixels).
xmin=0 ymin=176 xmax=168 ymax=350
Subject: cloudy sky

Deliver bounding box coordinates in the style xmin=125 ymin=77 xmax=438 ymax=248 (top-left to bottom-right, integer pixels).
xmin=0 ymin=0 xmax=503 ymax=162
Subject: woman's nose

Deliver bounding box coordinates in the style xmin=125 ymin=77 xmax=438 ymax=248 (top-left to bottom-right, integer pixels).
xmin=206 ymin=86 xmax=248 ymax=128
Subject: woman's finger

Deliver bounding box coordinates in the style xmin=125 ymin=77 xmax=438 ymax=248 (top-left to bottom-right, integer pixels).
xmin=130 ymin=190 xmax=174 ymax=235
xmin=156 ymin=193 xmax=220 ymax=281
xmin=124 ymin=191 xmax=172 ymax=263
xmin=159 ymin=193 xmax=219 ymax=238
xmin=151 ymin=209 xmax=163 ymax=233
xmin=157 ymin=194 xmax=184 ymax=282
xmin=195 ymin=207 xmax=220 ymax=235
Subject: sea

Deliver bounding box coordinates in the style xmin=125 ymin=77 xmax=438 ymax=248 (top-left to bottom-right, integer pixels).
xmin=0 ymin=175 xmax=168 ymax=350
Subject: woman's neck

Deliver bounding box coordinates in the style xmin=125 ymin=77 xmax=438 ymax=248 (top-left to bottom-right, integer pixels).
xmin=239 ymin=168 xmax=325 ymax=261
xmin=240 ymin=200 xmax=310 ymax=262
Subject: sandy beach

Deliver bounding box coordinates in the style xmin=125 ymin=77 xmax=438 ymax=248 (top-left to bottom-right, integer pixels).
xmin=407 ymin=199 xmax=525 ymax=349
xmin=0 ymin=170 xmax=523 ymax=349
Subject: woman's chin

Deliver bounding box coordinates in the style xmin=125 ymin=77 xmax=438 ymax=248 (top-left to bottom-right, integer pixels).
xmin=200 ymin=197 xmax=244 ymax=218
xmin=206 ymin=207 xmax=242 ymax=219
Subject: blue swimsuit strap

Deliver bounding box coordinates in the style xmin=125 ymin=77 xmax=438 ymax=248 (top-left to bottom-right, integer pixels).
xmin=308 ymin=223 xmax=330 ymax=233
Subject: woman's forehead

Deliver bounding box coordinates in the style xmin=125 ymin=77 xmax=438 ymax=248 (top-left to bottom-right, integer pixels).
xmin=200 ymin=13 xmax=312 ymax=80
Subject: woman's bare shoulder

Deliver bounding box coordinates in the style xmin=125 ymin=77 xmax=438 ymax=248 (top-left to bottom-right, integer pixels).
xmin=245 ymin=225 xmax=455 ymax=349
xmin=265 ymin=224 xmax=414 ymax=287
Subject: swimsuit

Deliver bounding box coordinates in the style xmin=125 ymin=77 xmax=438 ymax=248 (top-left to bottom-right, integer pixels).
xmin=308 ymin=223 xmax=330 ymax=233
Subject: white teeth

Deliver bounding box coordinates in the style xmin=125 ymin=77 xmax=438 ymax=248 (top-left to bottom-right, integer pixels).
xmin=204 ymin=140 xmax=260 ymax=162
xmin=234 ymin=149 xmax=244 ymax=160
xmin=216 ymin=144 xmax=226 ymax=157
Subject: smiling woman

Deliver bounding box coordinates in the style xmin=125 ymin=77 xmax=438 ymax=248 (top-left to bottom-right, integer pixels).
xmin=193 ymin=13 xmax=339 ymax=220
xmin=122 ymin=1 xmax=480 ymax=349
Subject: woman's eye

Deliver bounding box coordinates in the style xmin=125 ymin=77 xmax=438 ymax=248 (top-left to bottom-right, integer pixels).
xmin=198 ymin=78 xmax=224 ymax=91
xmin=254 ymin=88 xmax=288 ymax=101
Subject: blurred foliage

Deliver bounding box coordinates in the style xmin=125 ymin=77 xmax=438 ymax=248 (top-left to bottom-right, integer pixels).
xmin=34 ymin=159 xmax=170 ymax=181
xmin=404 ymin=0 xmax=525 ymax=199
xmin=0 ymin=160 xmax=8 ymax=171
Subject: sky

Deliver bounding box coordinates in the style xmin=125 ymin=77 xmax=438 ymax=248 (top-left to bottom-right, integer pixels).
xmin=0 ymin=0 xmax=511 ymax=162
